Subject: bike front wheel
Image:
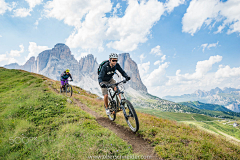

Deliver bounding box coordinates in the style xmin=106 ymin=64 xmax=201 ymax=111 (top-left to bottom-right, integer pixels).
xmin=65 ymin=85 xmax=72 ymax=97
xmin=122 ymin=100 xmax=139 ymax=132
xmin=108 ymin=97 xmax=116 ymax=121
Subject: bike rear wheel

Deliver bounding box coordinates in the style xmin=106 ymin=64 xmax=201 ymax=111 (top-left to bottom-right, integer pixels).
xmin=65 ymin=84 xmax=72 ymax=97
xmin=122 ymin=100 xmax=139 ymax=132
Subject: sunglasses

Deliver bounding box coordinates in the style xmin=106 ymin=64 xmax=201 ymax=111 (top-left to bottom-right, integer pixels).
xmin=111 ymin=60 xmax=118 ymax=62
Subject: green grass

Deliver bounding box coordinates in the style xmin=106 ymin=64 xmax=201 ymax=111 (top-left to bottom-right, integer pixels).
xmin=62 ymin=82 xmax=240 ymax=159
xmin=0 ymin=68 xmax=135 ymax=159
xmin=203 ymin=121 xmax=240 ymax=140
xmin=2 ymin=68 xmax=240 ymax=160
xmin=136 ymin=108 xmax=240 ymax=141
xmin=135 ymin=108 xmax=218 ymax=121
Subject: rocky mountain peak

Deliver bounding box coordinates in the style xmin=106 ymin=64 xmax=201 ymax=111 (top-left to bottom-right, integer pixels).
xmin=79 ymin=54 xmax=98 ymax=74
xmin=209 ymin=87 xmax=223 ymax=95
xmin=51 ymin=43 xmax=72 ymax=60
xmin=194 ymin=89 xmax=206 ymax=97
xmin=4 ymin=44 xmax=148 ymax=93
xmin=22 ymin=56 xmax=36 ymax=72
xmin=118 ymin=53 xmax=148 ymax=92
xmin=54 ymin=43 xmax=67 ymax=48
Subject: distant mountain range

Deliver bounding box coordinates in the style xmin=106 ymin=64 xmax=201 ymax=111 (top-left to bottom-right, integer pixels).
xmin=164 ymin=87 xmax=240 ymax=112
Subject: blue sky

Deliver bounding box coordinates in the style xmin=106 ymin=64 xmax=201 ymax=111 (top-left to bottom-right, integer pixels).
xmin=0 ymin=0 xmax=240 ymax=97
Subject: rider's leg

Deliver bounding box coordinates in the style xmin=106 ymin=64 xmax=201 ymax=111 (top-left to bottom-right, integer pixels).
xmin=101 ymin=82 xmax=109 ymax=109
xmin=104 ymin=94 xmax=108 ymax=109
xmin=60 ymin=80 xmax=64 ymax=90
xmin=114 ymin=86 xmax=121 ymax=107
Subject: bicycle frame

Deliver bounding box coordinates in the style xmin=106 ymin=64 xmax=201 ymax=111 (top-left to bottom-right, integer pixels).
xmin=62 ymin=79 xmax=73 ymax=86
xmin=107 ymin=80 xmax=128 ymax=118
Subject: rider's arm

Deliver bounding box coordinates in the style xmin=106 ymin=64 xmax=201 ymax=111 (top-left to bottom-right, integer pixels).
xmin=69 ymin=73 xmax=73 ymax=80
xmin=116 ymin=63 xmax=128 ymax=78
xmin=60 ymin=73 xmax=64 ymax=80
xmin=98 ymin=65 xmax=107 ymax=84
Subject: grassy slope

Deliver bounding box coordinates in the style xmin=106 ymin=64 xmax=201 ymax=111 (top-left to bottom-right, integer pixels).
xmin=135 ymin=108 xmax=218 ymax=121
xmin=0 ymin=68 xmax=135 ymax=159
xmin=1 ymin=68 xmax=240 ymax=159
xmin=179 ymin=101 xmax=231 ymax=112
xmin=49 ymin=78 xmax=240 ymax=159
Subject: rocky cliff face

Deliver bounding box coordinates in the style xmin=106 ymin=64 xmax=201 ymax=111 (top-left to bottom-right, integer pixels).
xmin=4 ymin=43 xmax=148 ymax=93
xmin=118 ymin=53 xmax=147 ymax=92
xmin=22 ymin=56 xmax=35 ymax=72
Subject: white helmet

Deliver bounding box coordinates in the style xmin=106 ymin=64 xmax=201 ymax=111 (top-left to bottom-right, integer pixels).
xmin=109 ymin=53 xmax=118 ymax=59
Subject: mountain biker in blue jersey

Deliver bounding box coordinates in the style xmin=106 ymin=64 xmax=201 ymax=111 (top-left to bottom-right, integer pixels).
xmin=98 ymin=53 xmax=131 ymax=115
xmin=60 ymin=69 xmax=73 ymax=90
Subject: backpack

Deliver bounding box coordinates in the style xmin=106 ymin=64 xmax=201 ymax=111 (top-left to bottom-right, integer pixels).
xmin=97 ymin=60 xmax=117 ymax=75
xmin=97 ymin=60 xmax=109 ymax=75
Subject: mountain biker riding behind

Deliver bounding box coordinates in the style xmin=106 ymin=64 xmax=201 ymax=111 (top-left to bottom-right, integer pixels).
xmin=98 ymin=53 xmax=131 ymax=115
xmin=60 ymin=69 xmax=73 ymax=90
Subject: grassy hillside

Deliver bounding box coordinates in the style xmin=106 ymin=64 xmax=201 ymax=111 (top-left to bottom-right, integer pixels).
xmin=0 ymin=68 xmax=134 ymax=159
xmin=179 ymin=101 xmax=240 ymax=119
xmin=179 ymin=101 xmax=231 ymax=112
xmin=50 ymin=76 xmax=240 ymax=159
xmin=1 ymin=68 xmax=240 ymax=159
xmin=135 ymin=108 xmax=218 ymax=121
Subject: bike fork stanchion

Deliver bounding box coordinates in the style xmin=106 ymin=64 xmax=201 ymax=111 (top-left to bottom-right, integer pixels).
xmin=120 ymin=104 xmax=128 ymax=120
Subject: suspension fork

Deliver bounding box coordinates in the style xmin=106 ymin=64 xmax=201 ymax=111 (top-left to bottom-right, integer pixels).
xmin=117 ymin=93 xmax=128 ymax=119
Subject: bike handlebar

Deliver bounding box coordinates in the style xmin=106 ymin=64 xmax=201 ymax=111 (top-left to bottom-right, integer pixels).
xmin=62 ymin=79 xmax=73 ymax=81
xmin=106 ymin=79 xmax=128 ymax=88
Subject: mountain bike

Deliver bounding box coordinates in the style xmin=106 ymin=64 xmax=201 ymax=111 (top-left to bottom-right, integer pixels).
xmin=106 ymin=79 xmax=139 ymax=132
xmin=60 ymin=79 xmax=73 ymax=97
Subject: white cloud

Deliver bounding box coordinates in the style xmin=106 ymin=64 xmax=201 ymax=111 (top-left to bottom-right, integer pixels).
xmin=139 ymin=54 xmax=146 ymax=62
xmin=161 ymin=55 xmax=166 ymax=62
xmin=164 ymin=0 xmax=185 ymax=13
xmin=182 ymin=0 xmax=240 ymax=35
xmin=150 ymin=45 xmax=163 ymax=56
xmin=176 ymin=55 xmax=222 ymax=80
xmin=0 ymin=54 xmax=18 ymax=66
xmin=207 ymin=41 xmax=219 ymax=49
xmin=201 ymin=41 xmax=219 ymax=52
xmin=34 ymin=17 xmax=42 ymax=28
xmin=144 ymin=55 xmax=240 ymax=98
xmin=8 ymin=44 xmax=24 ymax=57
xmin=215 ymin=65 xmax=240 ymax=78
xmin=154 ymin=60 xmax=161 ymax=66
xmin=106 ymin=0 xmax=165 ymax=52
xmin=153 ymin=55 xmax=166 ymax=65
xmin=144 ymin=62 xmax=169 ymax=87
xmin=13 ymin=8 xmax=31 ymax=17
xmin=201 ymin=43 xmax=208 ymax=52
xmin=0 ymin=54 xmax=8 ymax=62
xmin=8 ymin=57 xmax=18 ymax=64
xmin=45 ymin=0 xmax=165 ymax=52
xmin=0 ymin=0 xmax=10 ymax=14
xmin=13 ymin=0 xmax=42 ymax=17
xmin=25 ymin=0 xmax=42 ymax=9
xmin=138 ymin=61 xmax=150 ymax=78
xmin=0 ymin=35 xmax=2 ymax=37
xmin=113 ymin=3 xmax=120 ymax=16
xmin=44 ymin=0 xmax=97 ymax=28
xmin=26 ymin=42 xmax=50 ymax=60
xmin=44 ymin=0 xmax=112 ymax=49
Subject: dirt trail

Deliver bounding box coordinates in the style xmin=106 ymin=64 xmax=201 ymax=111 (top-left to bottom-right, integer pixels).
xmin=49 ymin=85 xmax=161 ymax=160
